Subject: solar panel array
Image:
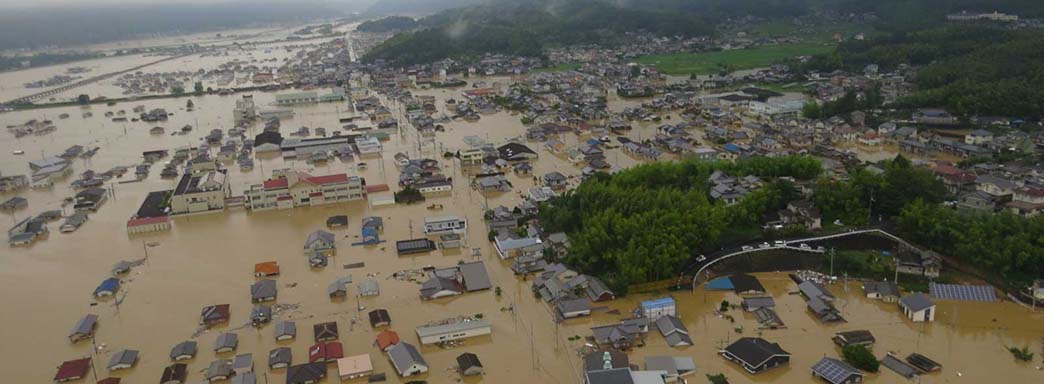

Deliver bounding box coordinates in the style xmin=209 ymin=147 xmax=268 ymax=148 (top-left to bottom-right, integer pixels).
xmin=929 ymin=283 xmax=997 ymax=302
xmin=812 ymin=358 xmax=858 ymax=384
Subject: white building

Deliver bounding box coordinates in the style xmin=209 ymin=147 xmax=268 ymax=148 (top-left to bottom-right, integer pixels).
xmin=898 ymin=293 xmax=935 ymax=322
xmin=274 ymin=92 xmax=319 ymax=105
xmin=356 ymin=136 xmax=382 ymax=157
xmin=246 ymin=171 xmax=364 ymax=211
xmin=423 ymin=216 xmax=467 ymax=235
xmin=415 ymin=318 xmax=491 ymax=345
xmin=170 ymin=170 xmax=230 ymax=215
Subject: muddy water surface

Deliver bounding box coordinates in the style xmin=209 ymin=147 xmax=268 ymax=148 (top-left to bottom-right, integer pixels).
xmin=1 ymin=66 xmax=1042 ymax=384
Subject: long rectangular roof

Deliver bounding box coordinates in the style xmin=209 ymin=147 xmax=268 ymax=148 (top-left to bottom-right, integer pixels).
xmin=416 ymin=318 xmax=491 ymax=338
xmin=929 ymin=283 xmax=997 ymax=302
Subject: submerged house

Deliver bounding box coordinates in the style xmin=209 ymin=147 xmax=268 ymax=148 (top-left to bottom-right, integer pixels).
xmin=274 ymin=321 xmax=297 ymax=341
xmin=200 ymin=304 xmax=231 ymax=327
xmin=899 ymin=293 xmax=936 ymax=322
xmin=304 ymin=230 xmax=336 ymax=255
xmin=655 ymin=315 xmax=693 ymax=347
xmin=170 ymin=341 xmax=197 ymax=361
xmin=811 ymin=357 xmax=864 ymax=384
xmin=388 ymin=342 xmax=428 ymax=377
xmin=250 ymin=279 xmax=278 ymax=303
xmin=720 ymin=337 xmax=791 ymax=374
xmin=285 ymin=362 xmax=327 ymax=384
xmin=69 ymin=314 xmax=98 ymax=342
xmin=268 ymin=347 xmax=292 ymax=369
xmin=457 ymin=352 xmax=484 ymax=376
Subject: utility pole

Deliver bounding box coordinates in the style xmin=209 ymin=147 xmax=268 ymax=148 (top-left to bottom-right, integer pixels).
xmin=829 ymin=248 xmax=835 ymax=277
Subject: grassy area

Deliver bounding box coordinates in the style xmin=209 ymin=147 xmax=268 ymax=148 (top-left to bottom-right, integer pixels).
xmin=637 ymin=43 xmax=833 ymax=75
xmin=534 ymin=62 xmax=581 ymax=73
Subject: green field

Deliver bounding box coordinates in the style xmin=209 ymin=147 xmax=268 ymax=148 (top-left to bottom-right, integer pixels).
xmin=637 ymin=43 xmax=834 ymax=75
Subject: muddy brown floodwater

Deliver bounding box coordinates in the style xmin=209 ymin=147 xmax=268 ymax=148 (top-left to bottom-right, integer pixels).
xmin=1 ymin=69 xmax=1042 ymax=384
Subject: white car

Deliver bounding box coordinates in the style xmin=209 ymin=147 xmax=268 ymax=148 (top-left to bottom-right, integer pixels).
xmin=695 ymin=255 xmax=707 ymax=262
xmin=799 ymin=243 xmax=811 ymax=250
xmin=759 ymin=242 xmax=770 ymax=249
xmin=774 ymin=240 xmax=786 ymax=246
xmin=741 ymin=246 xmax=753 ymax=251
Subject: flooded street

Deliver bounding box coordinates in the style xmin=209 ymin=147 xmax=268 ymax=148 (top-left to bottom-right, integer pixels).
xmin=1 ymin=52 xmax=1042 ymax=384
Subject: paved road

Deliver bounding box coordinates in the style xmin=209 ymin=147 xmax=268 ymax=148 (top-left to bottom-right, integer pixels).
xmin=682 ymin=228 xmax=921 ymax=289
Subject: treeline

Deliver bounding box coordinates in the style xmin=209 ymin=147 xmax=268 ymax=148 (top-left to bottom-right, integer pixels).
xmin=538 ymin=155 xmax=820 ymax=293
xmin=802 ymin=87 xmax=883 ymax=119
xmin=814 ymin=155 xmax=1044 ymax=289
xmin=898 ymin=200 xmax=1044 ymax=288
xmin=804 ymin=24 xmax=1044 ymax=118
xmin=813 ymin=156 xmax=948 ymax=226
xmin=362 ymin=0 xmax=715 ymax=65
xmin=356 ymin=16 xmax=420 ymax=33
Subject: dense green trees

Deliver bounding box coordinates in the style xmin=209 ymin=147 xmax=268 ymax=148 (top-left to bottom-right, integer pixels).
xmin=539 ymin=156 xmax=819 ymax=292
xmin=897 ymin=200 xmax=1044 ymax=288
xmin=356 ymin=16 xmax=420 ymax=33
xmin=842 ymin=345 xmax=880 ymax=372
xmin=363 ymin=0 xmax=714 ymax=65
xmin=814 ymin=156 xmax=948 ymax=225
xmin=804 ymin=24 xmax=1044 ymax=118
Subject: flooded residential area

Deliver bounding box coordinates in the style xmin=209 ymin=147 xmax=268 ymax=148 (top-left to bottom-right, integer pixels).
xmin=2 ymin=2 xmax=1044 ymax=384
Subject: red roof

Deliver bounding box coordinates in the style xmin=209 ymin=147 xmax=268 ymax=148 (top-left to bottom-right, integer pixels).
xmin=366 ymin=184 xmax=390 ymax=193
xmin=277 ymin=195 xmax=293 ymax=201
xmin=55 ymin=358 xmax=91 ymax=381
xmin=263 ymin=178 xmax=289 ymax=190
xmin=309 ymin=192 xmax=324 ymax=197
xmin=309 ymin=341 xmax=344 ymax=362
xmin=933 ymin=164 xmax=963 ymax=176
xmin=254 ymin=262 xmax=280 ymax=276
xmin=126 ymin=216 xmax=169 ymax=227
xmin=376 ymin=330 xmax=400 ymax=351
xmin=305 ymin=174 xmax=349 ymax=185
xmin=98 ymin=378 xmax=122 ymax=384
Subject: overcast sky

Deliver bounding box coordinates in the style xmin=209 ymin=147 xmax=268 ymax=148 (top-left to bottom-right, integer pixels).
xmin=0 ymin=0 xmax=373 ymax=9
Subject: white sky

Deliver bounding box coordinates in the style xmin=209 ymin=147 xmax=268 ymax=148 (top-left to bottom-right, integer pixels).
xmin=0 ymin=0 xmax=372 ymax=9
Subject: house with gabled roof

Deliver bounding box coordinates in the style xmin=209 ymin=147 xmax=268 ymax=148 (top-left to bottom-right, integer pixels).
xmin=313 ymin=322 xmax=339 ymax=342
xmin=811 ymin=357 xmax=864 ymax=384
xmin=645 ymin=355 xmax=696 ymax=382
xmin=304 ymin=230 xmax=336 ymax=255
xmin=170 ymin=341 xmax=197 ymax=361
xmin=720 ymin=337 xmax=790 ymax=374
xmin=160 ymin=363 xmax=187 ymax=383
xmin=69 ymin=314 xmax=98 ymax=342
xmin=899 ymin=293 xmax=935 ymax=322
xmin=214 ymin=332 xmax=238 ymax=353
xmin=250 ymin=279 xmax=277 ymax=302
xmin=200 ymin=304 xmax=231 ymax=327
xmin=387 ymin=342 xmax=428 ymax=377
xmin=268 ymin=347 xmax=292 ymax=369
xmin=655 ymin=315 xmax=692 ymax=347
xmin=285 ymin=362 xmax=327 ymax=384
xmin=274 ymin=321 xmax=296 ymax=341
xmin=832 ymin=330 xmax=875 ymax=348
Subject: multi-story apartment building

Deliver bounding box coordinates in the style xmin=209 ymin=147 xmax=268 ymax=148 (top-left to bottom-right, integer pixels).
xmin=246 ymin=170 xmax=364 ymax=211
